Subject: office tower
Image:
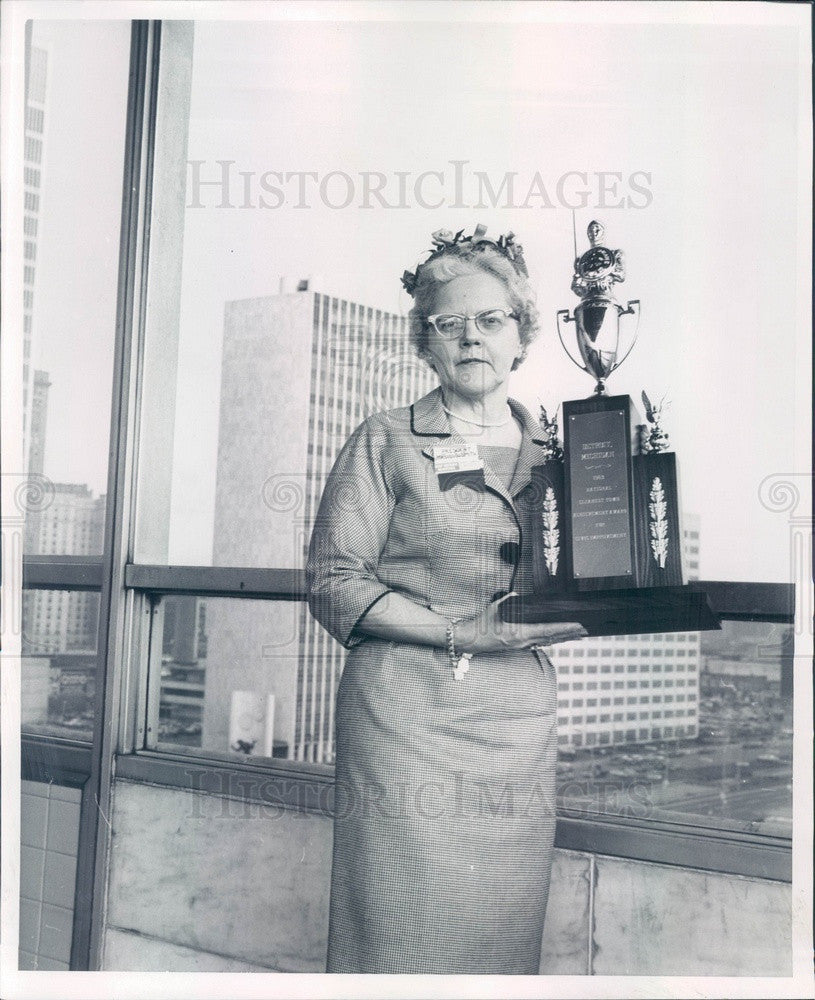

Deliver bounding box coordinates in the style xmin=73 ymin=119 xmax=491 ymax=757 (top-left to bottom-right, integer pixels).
xmin=203 ymin=290 xmax=436 ymax=761
xmin=23 ymin=32 xmax=48 ymax=472
xmin=158 ymin=595 xmax=208 ymax=744
xmin=22 ymin=484 xmax=106 ymax=655
xmin=550 ymin=514 xmax=702 ymax=749
xmin=28 ymin=370 xmax=50 ymax=477
xmin=24 ymin=370 xmax=52 ymax=555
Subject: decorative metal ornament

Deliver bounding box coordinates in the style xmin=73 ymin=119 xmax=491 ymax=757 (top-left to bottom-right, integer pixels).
xmin=640 ymin=390 xmax=671 ymax=454
xmin=453 ymin=653 xmax=472 ymax=681
xmin=542 ymin=486 xmax=560 ymax=576
xmin=538 ymin=404 xmax=564 ymax=463
xmin=556 ymin=221 xmax=641 ymax=395
xmin=648 ymin=476 xmax=669 ymax=568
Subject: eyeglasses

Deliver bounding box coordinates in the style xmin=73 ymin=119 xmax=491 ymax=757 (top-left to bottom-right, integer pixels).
xmin=425 ymin=308 xmax=520 ymax=339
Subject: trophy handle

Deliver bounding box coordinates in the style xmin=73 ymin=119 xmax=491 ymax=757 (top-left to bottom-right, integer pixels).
xmin=556 ymin=308 xmax=588 ymax=374
xmin=611 ymin=299 xmax=641 ymax=372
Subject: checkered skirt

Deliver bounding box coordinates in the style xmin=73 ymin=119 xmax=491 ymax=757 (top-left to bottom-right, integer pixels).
xmin=327 ymin=639 xmax=558 ymax=974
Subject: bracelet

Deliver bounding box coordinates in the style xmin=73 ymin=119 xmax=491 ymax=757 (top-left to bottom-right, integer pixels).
xmin=446 ymin=621 xmax=473 ymax=682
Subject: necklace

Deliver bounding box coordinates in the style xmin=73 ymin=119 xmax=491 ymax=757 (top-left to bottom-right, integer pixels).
xmin=442 ymin=404 xmax=513 ymax=428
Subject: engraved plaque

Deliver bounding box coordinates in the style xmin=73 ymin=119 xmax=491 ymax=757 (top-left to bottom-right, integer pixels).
xmin=567 ymin=407 xmax=633 ymax=579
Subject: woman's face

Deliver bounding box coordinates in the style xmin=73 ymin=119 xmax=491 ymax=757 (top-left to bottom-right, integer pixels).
xmin=424 ymin=271 xmax=522 ymax=401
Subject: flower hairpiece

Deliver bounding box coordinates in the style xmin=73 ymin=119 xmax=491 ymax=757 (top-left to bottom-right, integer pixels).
xmin=400 ymin=223 xmax=528 ymax=296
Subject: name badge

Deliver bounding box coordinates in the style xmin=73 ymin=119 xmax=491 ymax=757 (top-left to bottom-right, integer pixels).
xmin=432 ymin=442 xmax=483 ymax=474
xmin=433 ymin=443 xmax=485 ymax=492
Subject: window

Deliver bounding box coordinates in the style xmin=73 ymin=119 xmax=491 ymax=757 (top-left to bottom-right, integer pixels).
xmin=89 ymin=20 xmax=801 ymax=913
xmin=19 ymin=19 xmax=132 ymax=974
xmin=21 ymin=18 xmax=130 ymax=738
xmin=24 ymin=135 xmax=42 ymax=160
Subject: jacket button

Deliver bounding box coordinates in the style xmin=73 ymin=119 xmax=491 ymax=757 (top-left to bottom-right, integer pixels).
xmin=499 ymin=541 xmax=520 ymax=564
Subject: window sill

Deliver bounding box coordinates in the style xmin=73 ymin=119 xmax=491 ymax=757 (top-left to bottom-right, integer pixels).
xmin=114 ymin=749 xmax=791 ymax=883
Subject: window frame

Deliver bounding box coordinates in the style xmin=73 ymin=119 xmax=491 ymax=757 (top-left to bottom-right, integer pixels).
xmin=122 ymin=565 xmax=795 ymax=883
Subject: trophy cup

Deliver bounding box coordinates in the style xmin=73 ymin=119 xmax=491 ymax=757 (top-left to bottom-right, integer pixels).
xmin=507 ymin=221 xmax=719 ymax=635
xmin=556 ymin=219 xmax=640 ymax=397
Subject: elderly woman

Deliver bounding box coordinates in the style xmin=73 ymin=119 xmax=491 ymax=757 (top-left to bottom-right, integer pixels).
xmin=306 ymin=225 xmax=586 ymax=975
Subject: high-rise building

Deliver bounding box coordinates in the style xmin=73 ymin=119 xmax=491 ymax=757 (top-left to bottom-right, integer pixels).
xmin=550 ymin=513 xmax=702 ymax=749
xmin=27 ymin=369 xmax=51 ymax=477
xmin=157 ymin=595 xmax=208 ymax=745
xmin=24 ymin=369 xmax=52 ymax=556
xmin=203 ymin=290 xmax=436 ymax=762
xmin=23 ymin=484 xmax=106 ymax=655
xmin=23 ymin=31 xmax=48 ymax=472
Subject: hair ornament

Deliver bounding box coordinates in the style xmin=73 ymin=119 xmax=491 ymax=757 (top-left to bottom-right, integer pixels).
xmin=401 ymin=223 xmax=528 ymax=296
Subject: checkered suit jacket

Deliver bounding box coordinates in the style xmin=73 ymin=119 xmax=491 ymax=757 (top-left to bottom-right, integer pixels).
xmin=306 ymin=385 xmax=552 ymax=646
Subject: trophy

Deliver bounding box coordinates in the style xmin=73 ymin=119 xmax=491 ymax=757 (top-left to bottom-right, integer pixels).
xmin=508 ymin=222 xmax=719 ymax=635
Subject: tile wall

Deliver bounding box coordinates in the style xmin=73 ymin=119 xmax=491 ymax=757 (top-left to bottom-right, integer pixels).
xmin=19 ymin=779 xmax=82 ymax=971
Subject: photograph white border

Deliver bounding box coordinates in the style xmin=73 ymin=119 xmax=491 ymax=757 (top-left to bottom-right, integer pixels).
xmin=1 ymin=2 xmax=812 ymax=998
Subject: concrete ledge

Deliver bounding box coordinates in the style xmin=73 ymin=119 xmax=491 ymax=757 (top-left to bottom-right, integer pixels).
xmin=103 ymin=926 xmax=279 ymax=972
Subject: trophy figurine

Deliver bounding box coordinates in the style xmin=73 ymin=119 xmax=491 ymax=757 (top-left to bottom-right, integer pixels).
xmin=557 ymin=221 xmax=640 ymax=395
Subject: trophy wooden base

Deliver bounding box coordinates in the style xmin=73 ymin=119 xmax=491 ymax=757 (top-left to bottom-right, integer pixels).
xmin=500 ymin=586 xmax=721 ymax=637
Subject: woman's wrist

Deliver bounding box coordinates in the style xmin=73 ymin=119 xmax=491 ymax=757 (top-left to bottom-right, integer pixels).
xmin=454 ymin=617 xmax=481 ymax=654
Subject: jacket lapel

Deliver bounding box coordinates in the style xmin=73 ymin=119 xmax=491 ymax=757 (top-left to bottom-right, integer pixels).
xmin=411 ymin=387 xmax=549 ymax=506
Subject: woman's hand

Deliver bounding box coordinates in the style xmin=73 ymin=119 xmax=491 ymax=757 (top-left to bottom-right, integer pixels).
xmin=456 ymin=592 xmax=588 ymax=654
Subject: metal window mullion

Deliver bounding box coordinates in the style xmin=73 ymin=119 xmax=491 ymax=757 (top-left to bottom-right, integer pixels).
xmin=143 ymin=596 xmax=165 ymax=749
xmin=127 ymin=588 xmax=153 ymax=751
xmin=71 ymin=20 xmax=159 ymax=973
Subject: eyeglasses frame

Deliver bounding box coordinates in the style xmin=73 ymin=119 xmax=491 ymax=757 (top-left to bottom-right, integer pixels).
xmin=424 ymin=308 xmax=521 ymax=339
